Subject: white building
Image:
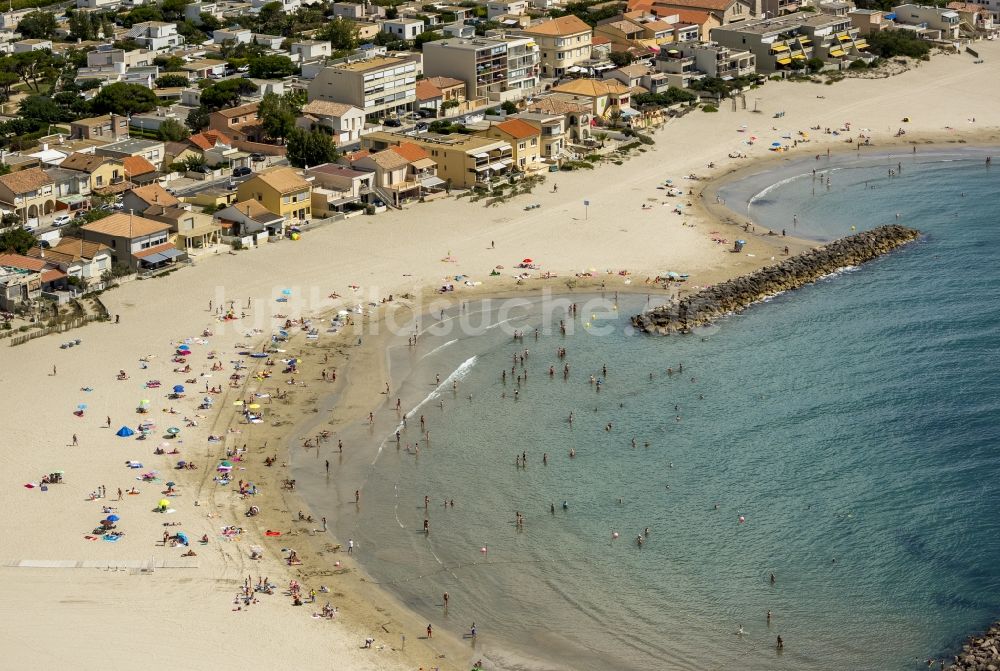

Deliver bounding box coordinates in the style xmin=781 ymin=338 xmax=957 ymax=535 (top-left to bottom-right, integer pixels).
xmin=124 ymin=22 xmax=184 ymax=52
xmin=891 ymin=3 xmax=961 ymax=39
xmin=213 ymin=27 xmax=252 ymax=45
xmin=382 ymin=18 xmax=426 ymax=40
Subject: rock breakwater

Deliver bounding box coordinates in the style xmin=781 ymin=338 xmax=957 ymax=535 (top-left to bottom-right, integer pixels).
xmin=945 ymin=622 xmax=1000 ymax=671
xmin=632 ymin=225 xmax=921 ymax=334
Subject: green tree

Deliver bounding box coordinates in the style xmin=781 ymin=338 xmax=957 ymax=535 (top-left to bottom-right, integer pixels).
xmin=500 ymin=101 xmax=518 ymax=115
xmin=158 ymin=118 xmax=190 ymax=141
xmin=0 ymin=72 xmax=20 ymax=101
xmin=607 ymin=107 xmax=623 ymax=129
xmin=258 ymin=92 xmax=295 ymax=143
xmin=285 ymin=127 xmax=338 ymax=168
xmin=806 ymin=57 xmax=825 ymax=73
xmin=609 ymin=51 xmax=633 ymax=67
xmin=248 ymin=54 xmax=297 ymax=79
xmin=155 ymin=73 xmax=190 ymax=88
xmin=319 ymin=16 xmax=359 ymax=51
xmin=19 ymin=95 xmax=65 ymax=123
xmin=414 ymin=30 xmax=444 ymax=50
xmin=866 ymin=30 xmax=930 ymax=58
xmin=186 ymin=105 xmax=210 ymax=131
xmin=0 ymin=227 xmax=37 ymax=254
xmin=154 ymin=55 xmax=186 ymax=71
xmin=11 ymin=51 xmax=59 ymax=93
xmin=92 ymin=82 xmax=158 ymax=115
xmin=122 ymin=5 xmax=163 ymax=27
xmin=199 ymin=78 xmax=257 ymax=110
xmin=198 ymin=12 xmax=222 ymax=31
xmin=16 ymin=10 xmax=56 ymax=38
xmin=182 ymin=154 xmax=207 ymax=171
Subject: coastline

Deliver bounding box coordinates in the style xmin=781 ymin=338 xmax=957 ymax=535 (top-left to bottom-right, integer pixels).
xmin=4 ymin=40 xmax=1000 ymax=669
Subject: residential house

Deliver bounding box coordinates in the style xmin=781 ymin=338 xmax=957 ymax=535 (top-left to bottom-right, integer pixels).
xmin=143 ymin=204 xmax=220 ymax=249
xmin=45 ymin=166 xmax=93 ymax=218
xmin=487 ymin=0 xmax=529 ymax=19
xmin=181 ymin=58 xmax=227 ymax=80
xmin=26 ymin=237 xmax=113 ymax=291
xmin=604 ymin=63 xmax=650 ymax=89
xmin=525 ymin=96 xmax=592 ymax=142
xmin=891 ymin=3 xmax=961 ymax=39
xmin=86 ymin=46 xmax=154 ymax=69
xmin=79 ymin=212 xmax=179 ymax=271
xmin=236 ymin=167 xmax=312 ymax=222
xmin=331 ymin=1 xmax=384 ymax=20
xmin=213 ymin=27 xmax=253 ymax=45
xmin=0 ymin=168 xmax=55 ymax=222
xmin=651 ymin=0 xmax=755 ymax=24
xmin=121 ymin=183 xmax=179 ymax=215
xmin=551 ymin=78 xmax=632 ymax=119
xmin=251 ymin=0 xmax=300 ymax=13
xmin=208 ymin=102 xmax=262 ymax=143
xmin=518 ymin=15 xmax=593 ymax=78
xmin=59 ymin=153 xmax=130 ymax=195
xmin=350 ymin=148 xmax=421 ymax=207
xmin=362 ymin=131 xmax=513 ymax=189
xmin=514 ymin=111 xmax=568 ymax=161
xmin=307 ymin=163 xmax=375 ymax=215
xmin=290 ymin=40 xmax=332 ymax=61
xmin=416 ymin=76 xmax=466 ymax=114
xmin=13 ymin=38 xmax=52 ymax=53
xmin=668 ymin=40 xmax=755 ymax=78
xmin=482 ymin=118 xmax=541 ymax=170
xmin=252 ymin=34 xmax=284 ymax=50
xmin=94 ymin=138 xmax=165 ymax=167
xmin=665 ymin=8 xmax=723 ymax=39
xmin=69 ymin=114 xmax=129 ymax=141
xmin=308 ymin=57 xmax=419 ymax=120
xmin=297 ymin=101 xmax=366 ymax=145
xmin=123 ymin=156 xmax=160 ymax=186
xmin=189 ymin=130 xmax=249 ymax=170
xmin=214 ymin=199 xmax=286 ymax=242
xmin=125 ymin=21 xmax=184 ymax=52
xmin=422 ymin=35 xmax=540 ymax=103
xmin=383 ymin=18 xmax=426 ymax=40
xmin=945 ymin=2 xmax=995 ymax=34
xmin=0 ymin=262 xmax=41 ymax=309
xmin=848 ymin=8 xmax=894 ymax=35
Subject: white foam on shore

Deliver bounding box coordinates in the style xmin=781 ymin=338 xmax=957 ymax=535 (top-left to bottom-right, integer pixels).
xmin=371 ymin=355 xmax=479 ymax=466
xmin=420 ymin=338 xmax=457 ymax=360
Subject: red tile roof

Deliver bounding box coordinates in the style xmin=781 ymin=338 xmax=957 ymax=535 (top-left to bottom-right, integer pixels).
xmin=494 ymin=118 xmax=539 ymax=140
xmin=123 ymin=156 xmax=156 ymax=177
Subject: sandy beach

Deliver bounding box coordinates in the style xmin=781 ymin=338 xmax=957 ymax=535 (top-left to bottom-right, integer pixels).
xmin=2 ymin=41 xmax=1000 ymax=670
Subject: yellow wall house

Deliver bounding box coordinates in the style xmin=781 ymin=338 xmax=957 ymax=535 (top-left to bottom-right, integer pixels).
xmin=60 ymin=152 xmax=129 ymax=195
xmin=362 ymin=131 xmax=514 ymax=189
xmin=236 ymin=167 xmax=312 ymax=222
xmin=482 ymin=118 xmax=541 ymax=171
xmin=0 ymin=167 xmax=55 ymax=222
xmin=519 ymin=15 xmax=593 ymax=78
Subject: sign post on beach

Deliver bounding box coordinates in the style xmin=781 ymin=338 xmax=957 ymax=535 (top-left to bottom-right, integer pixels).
xmin=584 ymin=200 xmax=590 ymax=220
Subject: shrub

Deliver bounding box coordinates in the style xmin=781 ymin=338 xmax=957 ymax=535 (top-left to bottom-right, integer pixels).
xmin=703 ymin=105 xmax=718 ymax=113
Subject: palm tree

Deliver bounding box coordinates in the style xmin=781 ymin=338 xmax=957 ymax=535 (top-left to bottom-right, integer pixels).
xmin=607 ymin=107 xmax=623 ymax=130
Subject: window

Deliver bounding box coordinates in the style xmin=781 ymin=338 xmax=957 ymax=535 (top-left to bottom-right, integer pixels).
xmin=282 ymin=195 xmax=290 ymax=204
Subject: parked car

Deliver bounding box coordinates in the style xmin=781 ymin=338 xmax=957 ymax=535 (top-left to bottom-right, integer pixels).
xmin=418 ymin=108 xmax=436 ymax=119
xmin=383 ymin=118 xmax=402 ymax=127
xmin=250 ymin=153 xmax=265 ymax=162
xmin=52 ymin=214 xmax=72 ymax=227
xmin=415 ymin=122 xmax=429 ymax=132
xmin=233 ymin=166 xmax=252 ymax=177
xmin=402 ymin=111 xmax=421 ymax=121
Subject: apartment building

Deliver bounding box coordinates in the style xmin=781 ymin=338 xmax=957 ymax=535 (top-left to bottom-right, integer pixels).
xmin=519 ymin=15 xmax=593 ymax=78
xmin=361 ymin=131 xmax=513 ymax=189
xmin=309 ymin=57 xmax=418 ymax=120
xmin=124 ymin=21 xmax=184 ymax=51
xmin=423 ymin=35 xmax=539 ymax=103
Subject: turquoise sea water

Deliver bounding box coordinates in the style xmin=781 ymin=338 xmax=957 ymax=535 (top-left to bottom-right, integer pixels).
xmin=295 ymin=149 xmax=1000 ymax=670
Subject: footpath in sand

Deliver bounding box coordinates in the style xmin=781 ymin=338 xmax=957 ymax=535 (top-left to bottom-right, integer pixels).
xmin=1 ymin=42 xmax=999 ymax=670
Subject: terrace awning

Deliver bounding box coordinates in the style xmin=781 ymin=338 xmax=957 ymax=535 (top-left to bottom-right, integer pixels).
xmin=776 ymin=57 xmax=793 ymax=64
xmin=829 ymin=49 xmax=846 ymax=57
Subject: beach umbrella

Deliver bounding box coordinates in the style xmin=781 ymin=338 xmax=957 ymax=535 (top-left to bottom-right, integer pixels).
xmin=166 ymin=427 xmax=181 ymax=435
xmin=107 ymin=514 xmax=120 ymax=522
xmin=248 ymin=403 xmax=260 ymax=409
xmin=158 ymin=499 xmax=169 ymax=509
xmin=77 ymin=403 xmax=88 ymax=410
xmin=281 ymin=289 xmax=292 ymax=296
xmin=233 ymin=400 xmax=244 ymax=406
xmin=166 ymin=481 xmax=176 ymax=488
xmin=771 ymin=142 xmax=782 ymax=147
xmin=139 ymin=399 xmax=150 ymax=406
xmin=176 ymin=532 xmax=189 ymax=545
xmin=116 ymin=426 xmax=135 ymax=437
xmin=177 ymin=344 xmax=190 ymax=350
xmin=522 ymin=258 xmax=533 ymax=263
xmin=177 ymin=460 xmax=186 ymax=466
xmin=219 ymin=460 xmax=233 ymax=468
xmin=172 ymin=385 xmax=185 ymax=393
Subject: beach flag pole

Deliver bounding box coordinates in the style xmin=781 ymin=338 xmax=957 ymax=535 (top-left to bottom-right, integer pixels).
xmin=584 ymin=200 xmax=589 ymax=220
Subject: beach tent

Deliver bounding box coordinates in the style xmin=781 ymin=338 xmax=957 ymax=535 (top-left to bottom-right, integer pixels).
xmin=116 ymin=426 xmax=135 ymax=437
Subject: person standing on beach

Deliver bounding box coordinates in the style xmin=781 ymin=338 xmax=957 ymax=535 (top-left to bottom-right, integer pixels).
xmin=347 ymin=538 xmax=354 ymax=553
xmin=355 ymin=490 xmax=360 ymax=504
xmin=321 ymin=517 xmax=327 ymax=531
xmin=443 ymin=592 xmax=449 ymax=609
xmin=325 ymin=460 xmax=330 ymax=474
xmin=426 ymin=624 xmax=432 ymax=638
xmin=72 ymin=434 xmax=78 ymax=446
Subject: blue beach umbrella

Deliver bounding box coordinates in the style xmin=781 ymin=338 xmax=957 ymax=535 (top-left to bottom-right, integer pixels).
xmin=116 ymin=426 xmax=135 ymax=437
xmin=107 ymin=514 xmax=120 ymax=522
xmin=281 ymin=288 xmax=292 ymax=296
xmin=77 ymin=403 xmax=88 ymax=410
xmin=172 ymin=385 xmax=184 ymax=393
